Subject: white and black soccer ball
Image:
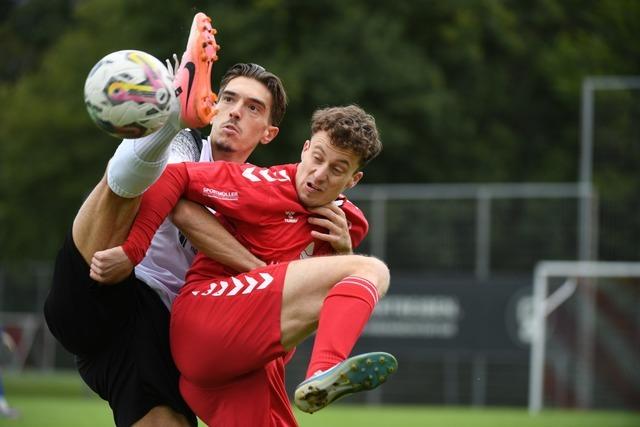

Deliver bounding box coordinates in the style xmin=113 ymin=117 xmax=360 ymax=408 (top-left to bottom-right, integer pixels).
xmin=84 ymin=49 xmax=175 ymax=139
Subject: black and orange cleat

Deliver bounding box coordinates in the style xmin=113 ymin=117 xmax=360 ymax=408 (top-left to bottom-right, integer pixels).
xmin=173 ymin=12 xmax=221 ymax=129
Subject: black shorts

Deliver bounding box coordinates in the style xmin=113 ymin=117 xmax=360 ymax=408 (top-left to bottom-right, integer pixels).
xmin=43 ymin=232 xmax=197 ymax=427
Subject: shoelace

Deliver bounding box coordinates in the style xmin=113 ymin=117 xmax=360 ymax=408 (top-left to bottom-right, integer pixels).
xmin=165 ymin=53 xmax=180 ymax=81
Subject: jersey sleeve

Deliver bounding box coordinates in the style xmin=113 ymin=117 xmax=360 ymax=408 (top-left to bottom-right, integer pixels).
xmin=342 ymin=199 xmax=369 ymax=249
xmin=122 ymin=163 xmax=190 ymax=264
xmin=167 ymin=129 xmax=202 ymax=163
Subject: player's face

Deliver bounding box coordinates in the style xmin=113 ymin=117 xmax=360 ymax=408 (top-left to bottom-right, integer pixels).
xmin=209 ymin=76 xmax=279 ymax=162
xmin=296 ymin=131 xmax=364 ymax=208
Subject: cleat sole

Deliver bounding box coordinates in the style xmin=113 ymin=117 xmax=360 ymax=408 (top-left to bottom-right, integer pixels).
xmin=294 ymin=352 xmax=398 ymax=414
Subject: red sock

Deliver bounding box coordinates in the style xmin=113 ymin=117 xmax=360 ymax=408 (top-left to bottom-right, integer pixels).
xmin=306 ymin=276 xmax=379 ymax=378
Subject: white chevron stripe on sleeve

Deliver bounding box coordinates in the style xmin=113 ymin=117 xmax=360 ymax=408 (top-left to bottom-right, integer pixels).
xmin=242 ymin=167 xmax=260 ymax=182
xmin=277 ymin=170 xmax=290 ymax=181
xmin=259 ymin=169 xmax=276 ymax=182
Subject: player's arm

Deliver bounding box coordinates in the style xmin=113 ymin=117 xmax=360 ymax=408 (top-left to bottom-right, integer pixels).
xmin=89 ymin=245 xmax=134 ymax=283
xmin=89 ymin=163 xmax=189 ymax=283
xmin=171 ymin=199 xmax=266 ymax=272
xmin=121 ymin=163 xmax=190 ymax=264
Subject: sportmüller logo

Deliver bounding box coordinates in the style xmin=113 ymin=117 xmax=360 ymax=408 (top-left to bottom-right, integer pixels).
xmin=202 ymin=187 xmax=239 ymax=201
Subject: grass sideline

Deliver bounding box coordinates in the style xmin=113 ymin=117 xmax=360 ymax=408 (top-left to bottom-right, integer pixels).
xmin=3 ymin=371 xmax=639 ymax=427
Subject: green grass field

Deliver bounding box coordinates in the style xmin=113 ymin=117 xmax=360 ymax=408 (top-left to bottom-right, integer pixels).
xmin=3 ymin=371 xmax=639 ymax=427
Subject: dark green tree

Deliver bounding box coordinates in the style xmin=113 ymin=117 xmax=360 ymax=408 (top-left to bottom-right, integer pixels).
xmin=1 ymin=0 xmax=639 ymax=262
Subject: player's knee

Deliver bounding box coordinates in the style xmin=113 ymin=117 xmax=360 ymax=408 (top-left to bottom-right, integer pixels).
xmin=352 ymin=255 xmax=390 ymax=297
xmin=369 ymin=256 xmax=390 ymax=297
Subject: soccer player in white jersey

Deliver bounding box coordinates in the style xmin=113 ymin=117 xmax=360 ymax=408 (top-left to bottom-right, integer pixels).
xmin=44 ymin=12 xmax=289 ymax=426
xmin=134 ymin=60 xmax=287 ymax=310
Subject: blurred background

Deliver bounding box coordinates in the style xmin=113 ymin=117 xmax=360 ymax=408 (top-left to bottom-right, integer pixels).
xmin=1 ymin=0 xmax=639 ymax=423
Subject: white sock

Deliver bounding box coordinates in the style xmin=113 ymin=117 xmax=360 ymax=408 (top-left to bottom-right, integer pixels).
xmin=107 ymin=111 xmax=180 ymax=198
xmin=132 ymin=109 xmax=181 ymax=161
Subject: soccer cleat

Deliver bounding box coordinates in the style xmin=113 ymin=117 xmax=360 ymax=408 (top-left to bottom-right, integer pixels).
xmin=294 ymin=352 xmax=398 ymax=414
xmin=174 ymin=12 xmax=220 ymax=129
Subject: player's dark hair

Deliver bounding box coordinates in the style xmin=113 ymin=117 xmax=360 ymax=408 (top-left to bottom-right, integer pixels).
xmin=311 ymin=105 xmax=382 ymax=168
xmin=218 ymin=63 xmax=287 ymax=126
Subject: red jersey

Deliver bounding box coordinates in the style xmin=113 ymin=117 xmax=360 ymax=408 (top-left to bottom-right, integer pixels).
xmin=123 ymin=161 xmax=369 ymax=283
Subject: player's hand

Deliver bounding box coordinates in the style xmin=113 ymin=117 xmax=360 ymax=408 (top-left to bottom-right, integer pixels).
xmin=90 ymin=246 xmax=134 ymax=284
xmin=307 ymin=203 xmax=353 ymax=255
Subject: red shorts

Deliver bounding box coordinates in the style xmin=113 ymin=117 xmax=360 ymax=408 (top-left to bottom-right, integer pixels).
xmin=170 ymin=262 xmax=297 ymax=426
xmin=179 ymin=357 xmax=296 ymax=426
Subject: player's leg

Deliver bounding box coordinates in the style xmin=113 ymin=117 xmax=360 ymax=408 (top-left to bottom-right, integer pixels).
xmin=44 ymin=12 xmax=218 ymax=427
xmin=72 ymin=280 xmax=196 ymax=427
xmin=170 ymin=263 xmax=291 ymax=386
xmin=46 ymin=9 xmax=219 ymax=345
xmin=170 ymin=265 xmax=297 ymax=425
xmin=72 ymin=176 xmax=141 ymax=264
xmin=280 ymin=254 xmax=397 ymax=413
xmin=179 ymin=368 xmax=281 ymax=427
xmin=280 ymin=254 xmax=389 ymax=350
xmin=73 ymin=11 xmax=219 ymax=265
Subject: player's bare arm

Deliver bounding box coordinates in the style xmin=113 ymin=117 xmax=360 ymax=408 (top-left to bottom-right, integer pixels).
xmin=171 ymin=199 xmax=266 ymax=272
xmin=307 ymin=203 xmax=353 ymax=254
xmin=89 ymin=199 xmax=268 ymax=284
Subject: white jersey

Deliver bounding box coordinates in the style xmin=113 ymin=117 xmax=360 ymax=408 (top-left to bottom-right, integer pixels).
xmin=135 ymin=132 xmax=213 ymax=309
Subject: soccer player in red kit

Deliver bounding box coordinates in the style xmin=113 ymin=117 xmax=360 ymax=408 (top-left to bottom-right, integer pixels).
xmin=96 ymin=105 xmax=398 ymax=426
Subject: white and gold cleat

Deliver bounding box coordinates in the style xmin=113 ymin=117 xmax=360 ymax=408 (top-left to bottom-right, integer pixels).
xmin=294 ymin=352 xmax=398 ymax=414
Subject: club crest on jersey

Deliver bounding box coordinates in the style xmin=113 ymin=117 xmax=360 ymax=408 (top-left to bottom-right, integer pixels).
xmin=284 ymin=211 xmax=298 ymax=223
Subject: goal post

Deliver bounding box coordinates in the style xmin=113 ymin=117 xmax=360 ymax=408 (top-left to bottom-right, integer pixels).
xmin=528 ymin=261 xmax=640 ymax=414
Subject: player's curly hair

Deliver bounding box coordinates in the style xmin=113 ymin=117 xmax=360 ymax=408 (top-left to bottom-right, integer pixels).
xmin=311 ymin=105 xmax=382 ymax=168
xmin=219 ymin=63 xmax=287 ymax=126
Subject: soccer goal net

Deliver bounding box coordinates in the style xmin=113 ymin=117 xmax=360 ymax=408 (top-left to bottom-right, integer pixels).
xmin=528 ymin=261 xmax=640 ymax=413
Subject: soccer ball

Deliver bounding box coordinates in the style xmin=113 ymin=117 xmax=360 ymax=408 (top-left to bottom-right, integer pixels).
xmin=84 ymin=50 xmax=175 ymax=139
